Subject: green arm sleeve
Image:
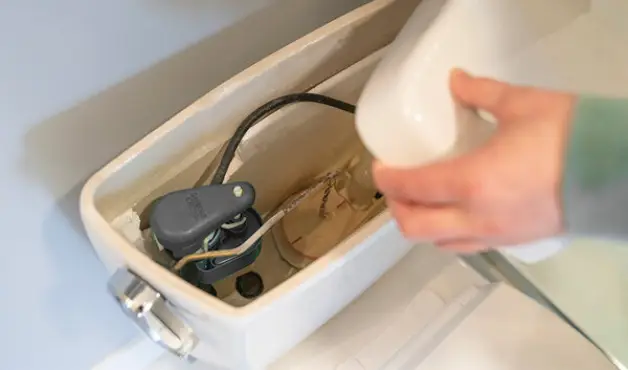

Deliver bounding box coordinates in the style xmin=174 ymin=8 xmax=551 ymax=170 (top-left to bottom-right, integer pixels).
xmin=563 ymin=95 xmax=628 ymax=238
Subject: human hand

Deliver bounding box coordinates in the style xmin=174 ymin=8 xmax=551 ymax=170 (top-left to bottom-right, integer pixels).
xmin=373 ymin=69 xmax=576 ymax=253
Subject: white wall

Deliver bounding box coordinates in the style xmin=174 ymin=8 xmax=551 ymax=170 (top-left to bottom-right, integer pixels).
xmin=0 ymin=1 xmax=367 ymax=369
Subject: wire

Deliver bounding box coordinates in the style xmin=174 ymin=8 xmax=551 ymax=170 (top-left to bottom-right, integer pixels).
xmin=175 ymin=93 xmax=356 ymax=270
xmin=209 ymin=93 xmax=356 ymax=185
xmin=193 ymin=142 xmax=228 ymax=188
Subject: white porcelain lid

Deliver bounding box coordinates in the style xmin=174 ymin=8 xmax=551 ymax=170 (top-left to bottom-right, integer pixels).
xmin=273 ymin=279 xmax=614 ymax=370
xmin=385 ymin=283 xmax=614 ymax=370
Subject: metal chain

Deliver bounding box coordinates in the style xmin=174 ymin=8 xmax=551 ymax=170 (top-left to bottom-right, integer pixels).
xmin=318 ymin=175 xmax=336 ymax=218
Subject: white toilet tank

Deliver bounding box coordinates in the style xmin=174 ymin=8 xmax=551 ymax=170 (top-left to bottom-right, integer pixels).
xmin=80 ymin=0 xmax=609 ymax=368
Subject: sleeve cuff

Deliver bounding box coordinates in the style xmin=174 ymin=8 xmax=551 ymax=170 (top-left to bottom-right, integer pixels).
xmin=563 ymin=95 xmax=628 ymax=237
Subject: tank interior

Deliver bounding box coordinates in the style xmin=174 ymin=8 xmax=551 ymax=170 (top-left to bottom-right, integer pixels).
xmin=101 ymin=49 xmax=388 ymax=307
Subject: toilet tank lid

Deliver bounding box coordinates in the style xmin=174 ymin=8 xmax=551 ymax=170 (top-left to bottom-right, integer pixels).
xmin=382 ymin=283 xmax=614 ymax=370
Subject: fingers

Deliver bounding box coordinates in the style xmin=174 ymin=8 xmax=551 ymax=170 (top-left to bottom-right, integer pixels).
xmin=388 ymin=200 xmax=476 ymax=241
xmin=388 ymin=200 xmax=488 ymax=253
xmin=450 ymin=69 xmax=510 ymax=116
xmin=373 ymin=159 xmax=472 ymax=204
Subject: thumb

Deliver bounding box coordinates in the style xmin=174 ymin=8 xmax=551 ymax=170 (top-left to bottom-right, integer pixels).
xmin=450 ymin=69 xmax=510 ymax=116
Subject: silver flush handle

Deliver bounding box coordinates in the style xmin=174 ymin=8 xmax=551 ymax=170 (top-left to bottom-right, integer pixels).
xmin=108 ymin=268 xmax=198 ymax=360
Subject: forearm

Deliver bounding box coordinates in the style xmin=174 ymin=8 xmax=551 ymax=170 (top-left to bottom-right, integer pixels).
xmin=563 ymin=95 xmax=628 ymax=238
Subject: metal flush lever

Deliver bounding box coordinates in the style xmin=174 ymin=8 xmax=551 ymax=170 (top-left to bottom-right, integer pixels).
xmin=108 ymin=268 xmax=198 ymax=360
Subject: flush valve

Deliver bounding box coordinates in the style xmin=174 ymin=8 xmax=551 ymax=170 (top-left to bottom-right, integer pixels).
xmin=149 ymin=182 xmax=263 ymax=289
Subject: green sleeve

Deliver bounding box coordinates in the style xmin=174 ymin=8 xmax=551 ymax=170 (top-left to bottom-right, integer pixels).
xmin=563 ymin=95 xmax=628 ymax=237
